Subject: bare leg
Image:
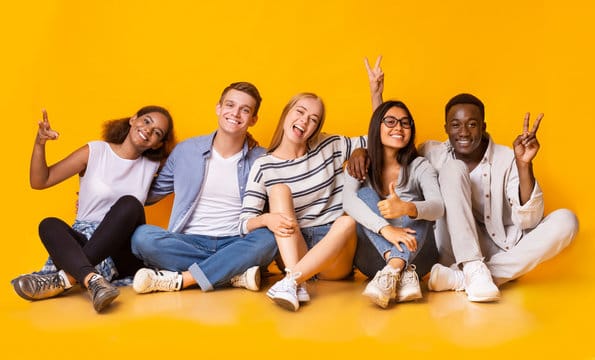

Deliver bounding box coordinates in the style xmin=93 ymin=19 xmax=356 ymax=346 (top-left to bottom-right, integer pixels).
xmin=293 ymin=215 xmax=357 ymax=282
xmin=268 ymin=184 xmax=308 ymax=269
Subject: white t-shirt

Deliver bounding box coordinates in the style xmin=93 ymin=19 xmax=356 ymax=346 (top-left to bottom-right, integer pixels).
xmin=182 ymin=148 xmax=242 ymax=236
xmin=77 ymin=141 xmax=160 ymax=222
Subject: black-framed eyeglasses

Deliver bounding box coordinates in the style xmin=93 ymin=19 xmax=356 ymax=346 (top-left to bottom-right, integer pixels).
xmin=382 ymin=116 xmax=412 ymax=129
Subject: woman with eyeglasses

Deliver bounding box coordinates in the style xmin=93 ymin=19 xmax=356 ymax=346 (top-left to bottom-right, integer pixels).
xmin=342 ymin=59 xmax=444 ymax=309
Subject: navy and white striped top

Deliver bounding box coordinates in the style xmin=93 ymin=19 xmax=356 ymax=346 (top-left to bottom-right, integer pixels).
xmin=239 ymin=133 xmax=366 ymax=235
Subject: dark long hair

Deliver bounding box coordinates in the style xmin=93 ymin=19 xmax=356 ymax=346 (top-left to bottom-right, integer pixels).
xmin=102 ymin=105 xmax=175 ymax=162
xmin=367 ymin=100 xmax=419 ymax=196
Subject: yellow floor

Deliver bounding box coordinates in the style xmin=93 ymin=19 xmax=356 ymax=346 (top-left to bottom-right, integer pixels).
xmin=2 ymin=236 xmax=593 ymax=359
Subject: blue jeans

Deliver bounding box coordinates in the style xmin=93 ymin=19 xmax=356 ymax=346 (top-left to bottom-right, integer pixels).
xmin=353 ymin=186 xmax=438 ymax=278
xmin=131 ymin=226 xmax=278 ymax=291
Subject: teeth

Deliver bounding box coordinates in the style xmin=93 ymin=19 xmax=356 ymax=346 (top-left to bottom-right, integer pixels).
xmin=226 ymin=118 xmax=240 ymax=125
xmin=294 ymin=125 xmax=304 ymax=131
xmin=138 ymin=130 xmax=147 ymax=141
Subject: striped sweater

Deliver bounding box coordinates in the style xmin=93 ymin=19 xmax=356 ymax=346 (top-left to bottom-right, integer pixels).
xmin=239 ymin=133 xmax=366 ymax=235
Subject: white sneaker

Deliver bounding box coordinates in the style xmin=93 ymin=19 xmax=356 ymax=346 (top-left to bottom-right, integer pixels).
xmin=267 ymin=281 xmax=310 ymax=302
xmin=463 ymin=260 xmax=500 ymax=302
xmin=296 ymin=283 xmax=311 ymax=302
xmin=362 ymin=266 xmax=400 ymax=308
xmin=266 ymin=269 xmax=301 ymax=311
xmin=397 ymin=264 xmax=422 ymax=302
xmin=133 ymin=268 xmax=182 ymax=294
xmin=428 ymin=263 xmax=464 ymax=292
xmin=230 ymin=266 xmax=260 ymax=291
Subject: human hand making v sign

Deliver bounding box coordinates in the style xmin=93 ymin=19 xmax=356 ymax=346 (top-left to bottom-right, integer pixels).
xmin=513 ymin=112 xmax=542 ymax=164
xmin=36 ymin=109 xmax=60 ymax=145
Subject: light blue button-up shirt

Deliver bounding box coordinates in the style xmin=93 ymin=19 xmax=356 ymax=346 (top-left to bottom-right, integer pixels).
xmin=147 ymin=131 xmax=266 ymax=233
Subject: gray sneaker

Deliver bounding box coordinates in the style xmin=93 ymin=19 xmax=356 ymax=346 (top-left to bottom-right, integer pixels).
xmin=13 ymin=272 xmax=67 ymax=301
xmin=230 ymin=266 xmax=261 ymax=291
xmin=87 ymin=274 xmax=120 ymax=312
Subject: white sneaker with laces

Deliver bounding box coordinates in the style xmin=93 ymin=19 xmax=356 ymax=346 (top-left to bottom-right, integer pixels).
xmin=267 ymin=281 xmax=310 ymax=302
xmin=396 ymin=264 xmax=422 ymax=302
xmin=463 ymin=260 xmax=500 ymax=302
xmin=133 ymin=268 xmax=182 ymax=294
xmin=266 ymin=269 xmax=301 ymax=311
xmin=362 ymin=266 xmax=400 ymax=308
xmin=230 ymin=266 xmax=260 ymax=291
xmin=428 ymin=263 xmax=464 ymax=292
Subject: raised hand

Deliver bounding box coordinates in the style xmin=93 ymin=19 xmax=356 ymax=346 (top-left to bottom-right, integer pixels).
xmin=36 ymin=109 xmax=60 ymax=145
xmin=364 ymin=56 xmax=384 ymax=100
xmin=377 ymin=181 xmax=413 ymax=219
xmin=513 ymin=112 xmax=542 ymax=164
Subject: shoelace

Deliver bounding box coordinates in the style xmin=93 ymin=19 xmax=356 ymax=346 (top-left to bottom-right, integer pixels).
xmin=87 ymin=277 xmax=107 ymax=296
xmin=33 ymin=274 xmax=65 ymax=294
xmin=280 ymin=269 xmax=302 ymax=290
xmin=151 ymin=271 xmax=178 ymax=291
xmin=376 ymin=271 xmax=398 ymax=291
xmin=400 ymin=265 xmax=417 ymax=286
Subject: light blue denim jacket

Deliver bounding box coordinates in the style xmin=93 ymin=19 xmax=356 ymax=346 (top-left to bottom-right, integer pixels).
xmin=147 ymin=131 xmax=266 ymax=233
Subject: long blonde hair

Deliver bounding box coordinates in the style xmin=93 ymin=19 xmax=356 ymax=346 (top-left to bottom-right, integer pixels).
xmin=267 ymin=92 xmax=326 ymax=152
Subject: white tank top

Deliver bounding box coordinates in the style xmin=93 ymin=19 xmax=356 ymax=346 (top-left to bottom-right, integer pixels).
xmin=76 ymin=141 xmax=160 ymax=222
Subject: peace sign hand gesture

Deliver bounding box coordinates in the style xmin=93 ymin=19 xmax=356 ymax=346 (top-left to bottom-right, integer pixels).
xmin=513 ymin=112 xmax=542 ymax=164
xmin=364 ymin=56 xmax=384 ymax=100
xmin=36 ymin=109 xmax=60 ymax=145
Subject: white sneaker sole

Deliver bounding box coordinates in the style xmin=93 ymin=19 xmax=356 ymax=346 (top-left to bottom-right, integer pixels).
xmin=267 ymin=289 xmax=299 ymax=311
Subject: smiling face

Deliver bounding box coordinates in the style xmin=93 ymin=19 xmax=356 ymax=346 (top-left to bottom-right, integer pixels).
xmin=128 ymin=111 xmax=170 ymax=151
xmin=380 ymin=106 xmax=412 ymax=151
xmin=215 ymin=89 xmax=258 ymax=136
xmin=282 ymin=96 xmax=323 ymax=146
xmin=445 ymin=103 xmax=487 ymax=158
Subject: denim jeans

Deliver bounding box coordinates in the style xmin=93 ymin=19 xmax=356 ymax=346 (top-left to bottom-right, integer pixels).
xmin=131 ymin=225 xmax=278 ymax=291
xmin=353 ymin=186 xmax=438 ymax=278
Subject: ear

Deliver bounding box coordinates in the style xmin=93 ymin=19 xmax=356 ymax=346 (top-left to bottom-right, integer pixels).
xmin=129 ymin=115 xmax=137 ymax=126
xmin=216 ymin=103 xmax=221 ymax=116
xmin=248 ymin=115 xmax=258 ymax=127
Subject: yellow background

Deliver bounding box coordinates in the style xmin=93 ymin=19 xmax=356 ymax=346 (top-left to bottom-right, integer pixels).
xmin=1 ymin=0 xmax=593 ymax=358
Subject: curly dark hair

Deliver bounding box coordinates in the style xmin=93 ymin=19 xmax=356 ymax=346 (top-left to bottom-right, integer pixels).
xmin=102 ymin=105 xmax=175 ymax=162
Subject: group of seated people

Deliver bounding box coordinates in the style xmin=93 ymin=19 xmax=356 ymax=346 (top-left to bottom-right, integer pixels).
xmin=12 ymin=57 xmax=578 ymax=312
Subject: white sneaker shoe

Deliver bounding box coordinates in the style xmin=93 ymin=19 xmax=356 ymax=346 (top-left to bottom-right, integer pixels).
xmin=133 ymin=268 xmax=182 ymax=294
xmin=428 ymin=263 xmax=464 ymax=292
xmin=362 ymin=266 xmax=400 ymax=308
xmin=230 ymin=266 xmax=261 ymax=291
xmin=397 ymin=264 xmax=422 ymax=302
xmin=267 ymin=281 xmax=310 ymax=302
xmin=266 ymin=269 xmax=301 ymax=311
xmin=463 ymin=260 xmax=500 ymax=302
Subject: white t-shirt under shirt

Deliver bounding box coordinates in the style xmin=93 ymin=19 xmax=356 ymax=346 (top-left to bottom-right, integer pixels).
xmin=77 ymin=141 xmax=160 ymax=223
xmin=182 ymin=148 xmax=242 ymax=236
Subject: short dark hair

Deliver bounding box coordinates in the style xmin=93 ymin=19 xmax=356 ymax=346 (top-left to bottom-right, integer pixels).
xmin=445 ymin=93 xmax=485 ymax=121
xmin=219 ymin=82 xmax=262 ymax=116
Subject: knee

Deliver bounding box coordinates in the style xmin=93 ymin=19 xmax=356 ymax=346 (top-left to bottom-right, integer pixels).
xmin=335 ymin=215 xmax=357 ymax=232
xmin=112 ymin=195 xmax=143 ymax=215
xmin=131 ymin=225 xmax=158 ymax=255
xmin=356 ymin=186 xmax=379 ymax=205
xmin=38 ymin=217 xmax=62 ymax=233
xmin=268 ymin=183 xmax=291 ymax=199
xmin=549 ymin=209 xmax=579 ymax=240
